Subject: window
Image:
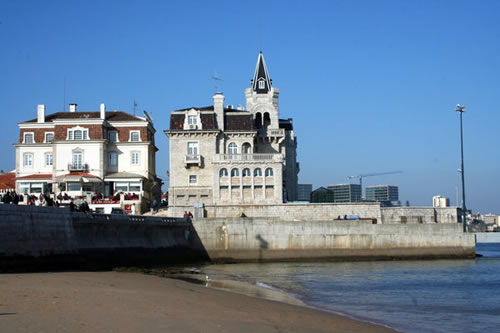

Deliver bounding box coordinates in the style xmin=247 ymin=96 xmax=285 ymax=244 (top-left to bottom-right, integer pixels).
xmin=24 ymin=133 xmax=34 ymax=144
xmin=130 ymin=131 xmax=140 ymax=142
xmin=109 ymin=152 xmax=118 ymax=166
xmin=131 ymin=152 xmax=140 ymax=165
xmin=242 ymin=168 xmax=251 ymax=177
xmin=18 ymin=182 xmax=43 ymax=194
xmin=187 ymin=142 xmax=198 ymax=155
xmin=115 ymin=182 xmax=128 ymax=192
xmin=72 ymin=151 xmax=83 ymax=169
xmin=23 ymin=153 xmax=33 ymax=167
xmin=188 ymin=115 xmax=197 ymax=125
xmin=45 ymin=132 xmax=54 ymax=143
xmin=258 ymin=80 xmax=265 ymax=89
xmin=254 ymin=168 xmax=262 ymax=177
xmin=189 ymin=175 xmax=197 ymax=184
xmin=228 ymin=142 xmax=237 ymax=155
xmin=108 ymin=130 xmax=118 ymax=143
xmin=219 ymin=168 xmax=228 ymax=177
xmin=265 ymin=168 xmax=274 ymax=177
xmin=68 ymin=183 xmax=81 ymax=191
xmin=129 ymin=182 xmax=141 ymax=192
xmin=68 ymin=127 xmax=89 ymax=140
xmin=231 ymin=168 xmax=239 ymax=177
xmin=45 ymin=153 xmax=53 ymax=166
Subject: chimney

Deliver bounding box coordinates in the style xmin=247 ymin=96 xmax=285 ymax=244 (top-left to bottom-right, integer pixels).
xmin=69 ymin=103 xmax=77 ymax=112
xmin=213 ymin=93 xmax=225 ymax=131
xmin=37 ymin=104 xmax=45 ymax=123
xmin=100 ymin=103 xmax=106 ymax=119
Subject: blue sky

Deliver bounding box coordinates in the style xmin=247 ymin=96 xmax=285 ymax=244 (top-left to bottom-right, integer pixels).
xmin=1 ymin=0 xmax=499 ymax=213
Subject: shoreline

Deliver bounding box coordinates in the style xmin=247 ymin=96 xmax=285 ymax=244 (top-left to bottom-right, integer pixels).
xmin=0 ymin=271 xmax=399 ymax=332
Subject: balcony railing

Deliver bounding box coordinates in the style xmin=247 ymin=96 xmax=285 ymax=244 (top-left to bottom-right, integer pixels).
xmin=68 ymin=163 xmax=89 ymax=172
xmin=184 ymin=154 xmax=202 ymax=167
xmin=257 ymin=128 xmax=285 ymax=137
xmin=214 ymin=153 xmax=283 ymax=163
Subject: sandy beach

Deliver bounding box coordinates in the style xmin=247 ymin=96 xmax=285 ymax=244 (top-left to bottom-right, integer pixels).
xmin=0 ymin=271 xmax=398 ymax=333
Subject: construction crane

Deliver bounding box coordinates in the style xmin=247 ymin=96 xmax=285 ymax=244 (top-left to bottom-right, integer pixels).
xmin=348 ymin=171 xmax=403 ymax=195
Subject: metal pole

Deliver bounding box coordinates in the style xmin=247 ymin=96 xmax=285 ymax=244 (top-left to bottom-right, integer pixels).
xmin=456 ymin=105 xmax=467 ymax=232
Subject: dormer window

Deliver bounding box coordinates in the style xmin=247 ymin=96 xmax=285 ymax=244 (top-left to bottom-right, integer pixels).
xmin=188 ymin=116 xmax=197 ymax=126
xmin=23 ymin=133 xmax=34 ymax=144
xmin=258 ymin=80 xmax=265 ymax=89
xmin=183 ymin=109 xmax=202 ymax=130
xmin=67 ymin=126 xmax=89 ymax=141
xmin=108 ymin=130 xmax=118 ymax=143
xmin=45 ymin=132 xmax=54 ymax=143
xmin=130 ymin=131 xmax=140 ymax=142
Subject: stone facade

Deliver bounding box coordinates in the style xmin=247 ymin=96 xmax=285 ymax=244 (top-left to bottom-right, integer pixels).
xmin=165 ymin=52 xmax=299 ymax=213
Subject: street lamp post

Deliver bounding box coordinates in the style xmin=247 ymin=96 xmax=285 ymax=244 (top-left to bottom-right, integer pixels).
xmin=456 ymin=104 xmax=467 ymax=232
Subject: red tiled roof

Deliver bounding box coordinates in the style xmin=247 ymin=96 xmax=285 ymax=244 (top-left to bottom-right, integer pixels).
xmin=0 ymin=172 xmax=17 ymax=190
xmin=64 ymin=172 xmax=99 ymax=178
xmin=16 ymin=173 xmax=53 ymax=180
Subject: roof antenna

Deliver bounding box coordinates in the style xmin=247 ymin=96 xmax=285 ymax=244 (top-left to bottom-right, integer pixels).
xmin=133 ymin=100 xmax=137 ymax=116
xmin=211 ymin=71 xmax=223 ymax=93
xmin=63 ymin=77 xmax=66 ymax=112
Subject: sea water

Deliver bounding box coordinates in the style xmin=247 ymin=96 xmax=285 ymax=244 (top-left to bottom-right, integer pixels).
xmin=200 ymin=243 xmax=500 ymax=333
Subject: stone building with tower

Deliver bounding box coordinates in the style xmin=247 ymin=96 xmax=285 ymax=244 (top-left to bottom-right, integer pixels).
xmin=165 ymin=52 xmax=299 ymax=216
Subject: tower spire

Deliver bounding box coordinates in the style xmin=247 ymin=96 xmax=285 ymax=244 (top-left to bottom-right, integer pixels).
xmin=252 ymin=51 xmax=272 ymax=94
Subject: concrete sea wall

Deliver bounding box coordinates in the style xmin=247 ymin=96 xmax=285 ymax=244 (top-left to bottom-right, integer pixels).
xmin=170 ymin=202 xmax=459 ymax=224
xmin=0 ymin=205 xmax=474 ymax=270
xmin=193 ymin=218 xmax=475 ymax=262
xmin=475 ymin=232 xmax=500 ymax=243
xmin=0 ymin=204 xmax=208 ymax=271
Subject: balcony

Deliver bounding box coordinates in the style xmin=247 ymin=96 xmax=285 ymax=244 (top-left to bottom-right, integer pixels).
xmin=214 ymin=153 xmax=283 ymax=164
xmin=184 ymin=154 xmax=202 ymax=167
xmin=68 ymin=163 xmax=89 ymax=172
xmin=257 ymin=128 xmax=284 ymax=137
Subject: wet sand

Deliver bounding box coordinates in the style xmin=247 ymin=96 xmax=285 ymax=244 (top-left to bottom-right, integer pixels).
xmin=0 ymin=271 xmax=398 ymax=332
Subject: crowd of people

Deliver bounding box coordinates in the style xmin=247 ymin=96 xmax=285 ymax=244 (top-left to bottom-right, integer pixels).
xmin=0 ymin=191 xmax=22 ymax=204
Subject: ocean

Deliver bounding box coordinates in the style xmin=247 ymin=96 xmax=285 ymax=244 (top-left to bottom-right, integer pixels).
xmin=199 ymin=243 xmax=500 ymax=333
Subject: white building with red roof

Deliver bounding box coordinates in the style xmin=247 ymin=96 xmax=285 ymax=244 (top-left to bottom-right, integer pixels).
xmin=14 ymin=103 xmax=160 ymax=213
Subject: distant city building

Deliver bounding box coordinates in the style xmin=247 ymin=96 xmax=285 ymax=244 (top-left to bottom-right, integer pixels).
xmin=327 ymin=184 xmax=361 ymax=203
xmin=310 ymin=187 xmax=334 ymax=203
xmin=297 ymin=183 xmax=312 ymax=202
xmin=365 ymin=185 xmax=399 ymax=202
xmin=433 ymin=195 xmax=450 ymax=208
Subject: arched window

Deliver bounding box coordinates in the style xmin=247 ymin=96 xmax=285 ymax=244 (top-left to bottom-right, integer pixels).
xmin=263 ymin=112 xmax=271 ymax=128
xmin=255 ymin=113 xmax=262 ymax=129
xmin=231 ymin=168 xmax=239 ymax=177
xmin=228 ymin=142 xmax=238 ymax=155
xmin=219 ymin=168 xmax=228 ymax=177
xmin=265 ymin=168 xmax=274 ymax=177
xmin=242 ymin=168 xmax=251 ymax=177
xmin=254 ymin=168 xmax=262 ymax=177
xmin=242 ymin=142 xmax=252 ymax=154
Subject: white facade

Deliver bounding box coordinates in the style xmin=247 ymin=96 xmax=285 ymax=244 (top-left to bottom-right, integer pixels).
xmin=165 ymin=53 xmax=299 ymax=215
xmin=433 ymin=195 xmax=450 ymax=208
xmin=15 ymin=103 xmax=159 ymax=212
